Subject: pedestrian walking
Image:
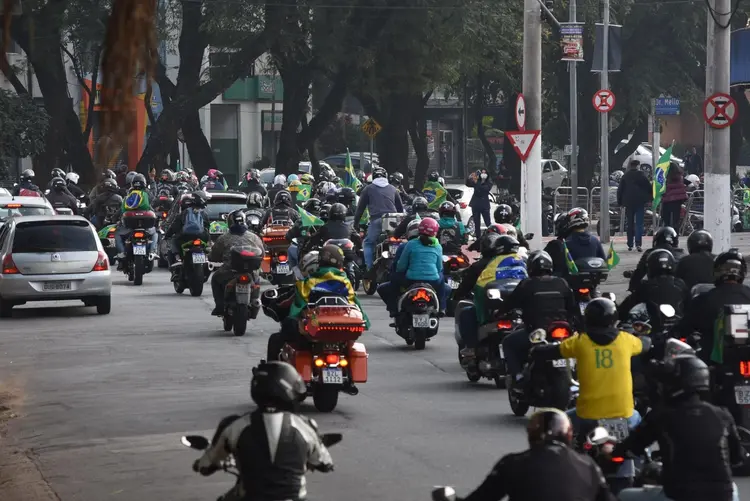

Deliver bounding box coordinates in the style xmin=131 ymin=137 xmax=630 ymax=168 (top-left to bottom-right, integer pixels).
xmin=466 ymin=169 xmax=493 ymax=235
xmin=684 ymin=146 xmax=703 ymax=176
xmin=617 ymin=159 xmax=652 ymax=251
xmin=661 ymin=163 xmax=687 ymax=230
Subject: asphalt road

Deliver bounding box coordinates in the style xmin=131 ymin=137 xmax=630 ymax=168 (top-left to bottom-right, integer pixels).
xmin=3 ymin=235 xmax=750 ymax=501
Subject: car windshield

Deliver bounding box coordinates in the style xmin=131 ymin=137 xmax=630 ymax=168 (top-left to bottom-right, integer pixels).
xmin=12 ymin=220 xmax=97 ymax=253
xmin=205 ymin=200 xmax=248 ymax=219
xmin=0 ymin=206 xmax=54 ymax=222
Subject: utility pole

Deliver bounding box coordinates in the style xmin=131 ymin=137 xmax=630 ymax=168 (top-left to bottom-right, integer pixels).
xmin=270 ymin=71 xmax=277 ymax=168
xmin=522 ymin=0 xmax=543 ymax=248
xmin=568 ymin=0 xmax=579 ymax=205
xmin=704 ymin=0 xmax=732 ymax=251
xmin=462 ymin=77 xmax=469 ymax=179
xmin=598 ymin=0 xmax=611 ymax=243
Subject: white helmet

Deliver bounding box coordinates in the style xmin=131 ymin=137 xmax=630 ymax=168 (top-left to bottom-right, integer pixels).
xmin=299 ymin=251 xmax=320 ymax=277
xmin=686 ymin=174 xmax=700 ymax=186
xmin=318 ymin=181 xmax=336 ymax=196
xmin=66 ymin=172 xmax=80 ymax=184
xmin=273 ymin=174 xmax=287 ymax=186
xmin=610 ymin=170 xmax=624 ymax=183
xmin=438 ymin=176 xmax=446 ymax=186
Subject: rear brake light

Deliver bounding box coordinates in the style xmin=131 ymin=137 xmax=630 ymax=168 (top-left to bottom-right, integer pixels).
xmin=578 ymin=288 xmax=590 ymax=295
xmin=551 ymin=327 xmax=571 ymax=339
xmin=162 ymin=212 xmax=168 ymax=218
xmin=92 ymin=251 xmax=109 ymax=271
xmin=389 ymin=236 xmax=399 ymax=242
xmin=497 ymin=320 xmax=513 ymax=329
xmin=740 ymin=361 xmax=750 ymax=377
xmin=325 ymin=353 xmax=340 ymax=365
xmin=133 ymin=231 xmax=145 ymax=238
xmin=611 ymin=457 xmax=625 ymax=463
xmin=108 ymin=227 xmax=116 ymax=235
xmin=456 ymin=257 xmax=465 ymax=263
xmin=278 ymin=254 xmax=288 ymax=263
xmin=238 ymin=274 xmax=251 ymax=284
xmin=192 ymin=239 xmax=202 ymax=246
xmin=5 ymin=204 xmax=21 ymax=208
xmin=2 ymin=254 xmax=19 ymax=274
xmin=411 ymin=288 xmax=431 ymax=302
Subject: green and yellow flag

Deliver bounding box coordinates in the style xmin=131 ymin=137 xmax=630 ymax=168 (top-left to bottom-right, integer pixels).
xmin=422 ymin=180 xmax=448 ymax=210
xmin=606 ymin=241 xmax=620 ymax=270
xmin=343 ymin=149 xmax=362 ymax=191
xmin=562 ymin=241 xmax=578 ymax=275
xmin=296 ymin=183 xmax=312 ymax=202
xmin=297 ymin=206 xmax=324 ymax=228
xmin=652 ymin=145 xmax=673 ymax=211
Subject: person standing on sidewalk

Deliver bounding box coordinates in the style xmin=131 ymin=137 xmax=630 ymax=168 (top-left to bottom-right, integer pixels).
xmin=617 ymin=159 xmax=652 ymax=252
xmin=661 ymin=163 xmax=687 ymax=230
xmin=466 ymin=169 xmax=493 ymax=235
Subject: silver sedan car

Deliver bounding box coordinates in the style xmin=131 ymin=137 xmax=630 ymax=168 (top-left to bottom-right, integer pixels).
xmin=0 ymin=215 xmax=112 ymax=317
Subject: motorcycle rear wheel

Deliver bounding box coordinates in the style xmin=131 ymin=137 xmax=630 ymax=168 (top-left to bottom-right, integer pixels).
xmin=312 ymin=385 xmax=339 ymax=412
xmin=509 ymin=389 xmax=530 ymax=416
xmin=233 ymin=304 xmax=248 ymax=336
xmin=362 ymin=278 xmax=377 ymax=295
xmin=173 ymin=280 xmax=185 ymax=294
xmin=222 ymin=314 xmax=232 ymax=332
xmin=189 ymin=265 xmax=204 ymax=297
xmin=414 ymin=329 xmax=426 ymax=350
xmin=133 ymin=255 xmax=145 ymax=286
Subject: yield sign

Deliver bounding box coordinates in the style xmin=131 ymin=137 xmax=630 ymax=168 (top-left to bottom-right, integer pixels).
xmin=593 ymin=89 xmax=616 ymax=113
xmin=505 ymin=130 xmax=540 ymax=162
xmin=703 ymin=92 xmax=737 ymax=129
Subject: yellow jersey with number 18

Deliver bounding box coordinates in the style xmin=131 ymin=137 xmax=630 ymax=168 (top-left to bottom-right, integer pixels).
xmin=559 ymin=331 xmax=643 ymax=420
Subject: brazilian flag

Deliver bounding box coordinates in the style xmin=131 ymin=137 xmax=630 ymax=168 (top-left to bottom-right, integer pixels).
xmin=562 ymin=241 xmax=579 ymax=275
xmin=297 ymin=184 xmax=312 ymax=203
xmin=422 ymin=180 xmax=448 ymax=210
xmin=297 ymin=206 xmax=324 ymax=228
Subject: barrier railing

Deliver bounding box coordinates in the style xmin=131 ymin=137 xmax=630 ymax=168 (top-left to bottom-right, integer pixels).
xmin=553 ymin=187 xmax=589 ymax=216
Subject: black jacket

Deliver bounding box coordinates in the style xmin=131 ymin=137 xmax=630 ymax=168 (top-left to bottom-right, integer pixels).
xmin=565 ymin=231 xmax=606 ymax=261
xmin=674 ymin=252 xmax=715 ymax=291
xmin=304 ymin=220 xmax=361 ymax=251
xmin=46 ymin=190 xmax=78 ymax=213
xmin=262 ymin=205 xmax=300 ymax=228
xmin=615 ymin=396 xmax=746 ymax=501
xmin=463 ymin=443 xmax=616 ymax=501
xmin=629 ymin=245 xmax=687 ymax=291
xmin=66 ymin=182 xmax=87 ymax=201
xmin=500 ymin=276 xmax=581 ymax=330
xmin=544 ymin=239 xmax=568 ymax=276
xmin=241 ymin=181 xmax=268 ymax=197
xmin=86 ymin=192 xmax=123 ymax=221
xmin=618 ymin=275 xmax=690 ymax=332
xmin=455 ymin=256 xmax=494 ymax=299
xmin=466 ymin=177 xmax=493 ymax=210
xmin=617 ymin=169 xmax=652 ymax=208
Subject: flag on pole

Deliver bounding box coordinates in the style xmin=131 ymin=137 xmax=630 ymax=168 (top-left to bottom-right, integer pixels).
xmin=297 ymin=206 xmax=324 ymax=227
xmin=606 ymin=241 xmax=620 ymax=270
xmin=343 ymin=149 xmax=362 ymax=191
xmin=652 ymin=145 xmax=674 ymax=211
xmin=562 ymin=241 xmax=579 ymax=275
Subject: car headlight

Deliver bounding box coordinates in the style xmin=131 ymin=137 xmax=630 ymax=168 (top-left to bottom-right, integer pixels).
xmin=486 ymin=289 xmax=501 ymax=300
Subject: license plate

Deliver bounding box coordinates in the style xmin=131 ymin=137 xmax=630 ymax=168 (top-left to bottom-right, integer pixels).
xmin=447 ymin=278 xmax=460 ymax=289
xmin=735 ymin=386 xmax=750 ymax=405
xmin=43 ymin=281 xmax=71 ymax=291
xmin=579 ymin=301 xmax=589 ymax=314
xmin=390 ymin=245 xmax=399 ymax=255
xmin=412 ymin=314 xmax=430 ymax=328
xmin=192 ymin=253 xmax=206 ymax=264
xmin=598 ymin=418 xmax=630 ymax=441
xmin=322 ymin=368 xmax=343 ymax=384
xmin=276 ymin=264 xmax=290 ymax=274
xmin=133 ymin=245 xmax=146 ymax=255
xmin=552 ymin=359 xmax=568 ymax=368
xmin=236 ymin=283 xmax=249 ymax=294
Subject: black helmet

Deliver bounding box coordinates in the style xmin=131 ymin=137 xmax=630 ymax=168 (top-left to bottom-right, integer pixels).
xmin=653 ymin=226 xmax=678 ymax=248
xmin=494 ymin=204 xmax=513 ymax=224
xmin=528 ymin=250 xmax=554 ymax=277
xmin=564 ymin=207 xmax=589 ymax=232
xmin=584 ymin=298 xmax=618 ymax=329
xmin=337 ymin=187 xmax=356 ymax=205
xmin=160 ymin=169 xmax=176 ymax=183
xmin=329 ymin=203 xmax=347 ymax=221
xmin=102 ymin=179 xmax=119 ymax=193
xmin=102 ymin=169 xmax=116 ymax=180
xmin=714 ymin=249 xmax=746 ymax=284
xmin=303 ymin=198 xmax=322 ymax=215
xmin=554 ymin=213 xmax=570 ymax=239
xmin=319 ymin=203 xmax=332 ymax=222
xmin=51 ymin=167 xmax=65 ymax=179
xmin=180 ymin=194 xmax=195 ymax=209
xmin=647 ymin=249 xmax=675 ymax=278
xmin=438 ymin=201 xmax=457 ymax=218
xmin=131 ymin=174 xmax=147 ymax=190
xmin=51 ymin=177 xmax=66 ymax=191
xmin=319 ymin=244 xmax=345 ymax=268
xmin=480 ymin=232 xmax=501 ymax=257
xmin=660 ymin=355 xmax=710 ymax=400
xmin=372 ymin=167 xmax=387 ymax=179
xmin=527 ymin=408 xmax=573 ymax=447
xmin=228 ymin=209 xmax=247 ymax=227
xmin=250 ymin=361 xmax=307 ymax=410
xmin=412 ymin=196 xmax=429 ymax=213
xmin=492 ymin=235 xmax=520 ymax=255
xmin=20 ymin=169 xmax=35 ymax=181
xmin=274 ymin=190 xmax=292 ymax=206
xmin=687 ymin=229 xmax=713 ymax=254
xmin=428 ymin=171 xmax=440 ymax=182
xmin=389 ymin=172 xmax=404 ymax=186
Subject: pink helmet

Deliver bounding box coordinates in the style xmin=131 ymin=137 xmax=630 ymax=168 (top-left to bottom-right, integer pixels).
xmin=418 ymin=217 xmax=439 ymax=237
xmin=207 ymin=169 xmax=219 ymax=180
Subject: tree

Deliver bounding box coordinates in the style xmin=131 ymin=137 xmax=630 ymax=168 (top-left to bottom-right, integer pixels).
xmin=0 ymin=89 xmax=49 ymax=178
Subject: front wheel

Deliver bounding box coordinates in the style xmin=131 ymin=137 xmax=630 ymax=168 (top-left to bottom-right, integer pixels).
xmin=509 ymin=388 xmax=530 ymax=416
xmin=233 ymin=304 xmax=248 ymax=336
xmin=312 ymin=384 xmax=339 ymax=412
xmin=133 ymin=255 xmax=145 ymax=286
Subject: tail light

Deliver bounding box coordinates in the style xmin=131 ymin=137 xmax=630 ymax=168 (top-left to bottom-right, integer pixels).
xmin=133 ymin=231 xmax=145 ymax=238
xmin=456 ymin=257 xmax=465 ymax=263
xmin=325 ymin=353 xmax=340 ymax=365
xmin=459 ymin=202 xmax=467 ymax=209
xmin=497 ymin=320 xmax=513 ymax=329
xmin=339 ymin=358 xmax=349 ymax=367
xmin=611 ymin=457 xmax=625 ymax=464
xmin=389 ymin=236 xmax=399 ymax=242
xmin=550 ymin=327 xmax=571 ymax=339
xmin=278 ymin=254 xmax=288 ymax=263
xmin=108 ymin=227 xmax=116 ymax=236
xmin=578 ymin=288 xmax=590 ymax=295
xmin=5 ymin=203 xmax=21 ymax=208
xmin=2 ymin=254 xmax=19 ymax=274
xmin=740 ymin=361 xmax=750 ymax=378
xmin=192 ymin=239 xmax=202 ymax=246
xmin=411 ymin=288 xmax=431 ymax=302
xmin=238 ymin=274 xmax=251 ymax=284
xmin=162 ymin=212 xmax=168 ymax=219
xmin=92 ymin=251 xmax=109 ymax=271
xmin=314 ymin=358 xmax=325 ymax=367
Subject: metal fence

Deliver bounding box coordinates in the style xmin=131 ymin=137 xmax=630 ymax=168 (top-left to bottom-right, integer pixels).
xmin=552 ymin=187 xmax=590 ymax=215
xmin=679 ymin=190 xmax=704 ymax=236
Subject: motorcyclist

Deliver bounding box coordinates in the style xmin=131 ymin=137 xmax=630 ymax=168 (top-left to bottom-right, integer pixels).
xmin=115 ymin=174 xmax=158 ymax=262
xmin=563 ymin=208 xmax=606 ymax=261
xmin=378 ymin=219 xmax=422 ymax=318
xmin=436 ymin=201 xmax=467 ymax=255
xmin=164 ymin=193 xmax=210 ymax=271
xmin=393 ymin=196 xmax=438 ymax=238
xmin=88 ymin=169 xmax=120 ymax=200
xmin=193 ymin=360 xmax=334 ymax=501
xmin=336 ymin=187 xmax=357 ymax=218
xmin=389 ymin=171 xmax=407 ymax=197
xmin=157 ymin=169 xmax=180 ymax=198
xmin=501 ymin=251 xmax=582 ymax=390
xmin=544 ymin=213 xmax=572 ymax=276
xmin=262 ymin=190 xmax=300 ymax=228
xmin=85 ymin=179 xmax=123 ymax=228
xmin=618 ymin=249 xmax=690 ymax=333
xmin=615 ymin=355 xmax=745 ymax=501
xmin=532 ymin=298 xmax=650 ymax=433
xmin=246 ymin=191 xmax=265 ymax=211
xmin=11 ymin=169 xmax=43 ymax=196
xmin=450 ymin=408 xmax=616 ymax=501
xmin=495 ymin=203 xmax=529 ymax=249
xmin=65 ymin=172 xmax=87 ymax=203
xmin=266 ymin=244 xmax=369 ymax=360
xmin=466 ymin=223 xmax=508 ymax=252
xmin=285 ymin=198 xmax=324 ymax=269
xmin=46 ymin=177 xmax=78 ymax=213
xmin=302 ymin=203 xmax=361 ymax=252
xmin=674 ymin=229 xmax=715 ymax=290
xmin=319 ymin=203 xmax=332 ymax=222
xmin=201 ymin=169 xmax=227 ymax=191
xmin=208 ymin=210 xmax=264 ymax=316
xmin=268 ymin=174 xmax=287 ymax=202
xmin=353 ymin=166 xmax=403 ymax=269
xmin=677 ymin=249 xmax=750 ymax=363
xmin=422 ymin=170 xmax=456 ymax=210
xmin=629 ymin=226 xmax=687 ymax=291
xmin=239 ymin=168 xmax=268 ymax=197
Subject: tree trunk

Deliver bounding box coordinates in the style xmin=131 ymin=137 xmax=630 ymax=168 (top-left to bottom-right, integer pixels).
xmin=475 ymin=76 xmax=497 ymax=177
xmin=274 ymin=65 xmax=311 ymax=174
xmin=503 ymin=94 xmax=521 ymax=198
xmin=409 ymin=94 xmax=431 ymax=191
xmin=182 ymin=111 xmax=217 ymax=176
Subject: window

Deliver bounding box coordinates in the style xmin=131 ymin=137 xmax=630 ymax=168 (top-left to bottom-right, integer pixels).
xmin=209 ymin=51 xmax=252 ymax=81
xmin=551 ymin=161 xmax=560 ymax=171
xmin=12 ymin=220 xmax=97 ymax=253
xmin=0 ymin=205 xmax=54 ymax=222
xmin=204 ymin=200 xmax=249 ymax=220
xmin=0 ymin=225 xmax=10 ymax=249
xmin=542 ymin=162 xmax=552 ymax=173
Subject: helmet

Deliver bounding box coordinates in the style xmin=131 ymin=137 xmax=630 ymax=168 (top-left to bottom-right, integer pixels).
xmin=319 ymin=204 xmax=332 ymax=222
xmin=584 ymin=298 xmax=618 ymax=329
xmin=527 ymin=408 xmax=573 ymax=447
xmin=428 ymin=171 xmax=440 ymax=182
xmin=686 ymin=174 xmax=700 ymax=186
xmin=329 ymin=203 xmax=347 ymax=221
xmin=246 ymin=168 xmax=260 ymax=182
xmin=247 ymin=192 xmax=264 ymax=208
xmin=528 ymin=251 xmax=554 ymax=277
xmin=565 ymin=208 xmax=589 ymax=232
xmin=331 ymin=176 xmax=341 ymax=186
xmin=125 ymin=171 xmax=138 ymax=186
xmin=20 ymin=169 xmax=35 ymax=181
xmin=647 ymin=249 xmax=675 ymax=278
xmin=274 ymin=190 xmax=292 ymax=206
xmin=319 ymin=244 xmax=345 ymax=268
xmin=714 ymin=249 xmax=747 ymax=284
xmin=228 ymin=209 xmax=247 ymax=227
xmin=288 ymin=180 xmax=302 ymax=192
xmin=250 ymin=361 xmax=307 ymax=410
xmin=480 ymin=232 xmax=501 ymax=258
xmin=610 ymin=170 xmax=624 ymax=183
xmin=176 ymin=171 xmax=190 ymax=183
xmin=102 ymin=179 xmax=119 ymax=193
xmin=494 ymin=204 xmax=513 ymax=224
xmin=102 ymin=169 xmax=116 ymax=180
xmin=653 ymin=227 xmax=678 ymax=248
xmin=51 ymin=177 xmax=65 ymax=191
xmin=160 ymin=169 xmax=176 ymax=182
xmin=492 ymin=235 xmax=520 ymax=255
xmin=273 ymin=174 xmax=287 ymax=186
xmin=486 ymin=223 xmax=508 ymax=236
xmin=406 ymin=219 xmax=421 ymax=240
xmin=438 ymin=201 xmax=457 ymax=218
xmin=660 ymin=355 xmax=710 ymax=400
xmin=130 ymin=174 xmax=147 ymax=190
xmin=502 ymin=223 xmax=518 ymax=239
xmin=51 ymin=168 xmax=65 ymax=179
xmin=299 ymin=173 xmax=314 ymax=185
xmin=438 ymin=176 xmax=445 ymax=186
xmin=554 ymin=213 xmax=570 ymax=238
xmin=287 ymin=174 xmax=299 ymax=183
xmin=303 ymin=198 xmax=322 ymax=215
xmin=180 ymin=194 xmax=195 ymax=209
xmin=412 ymin=196 xmax=429 ymax=213
xmin=372 ymin=167 xmax=387 ymax=179
xmin=192 ymin=190 xmax=207 ymax=208
xmin=300 ymin=251 xmax=320 ymax=277
xmin=207 ymin=169 xmax=220 ymax=180
xmin=687 ymin=229 xmax=713 ymax=254
xmin=389 ymin=172 xmax=404 ymax=186
xmin=337 ymin=187 xmax=356 ymax=206
xmin=418 ymin=217 xmax=439 ymax=237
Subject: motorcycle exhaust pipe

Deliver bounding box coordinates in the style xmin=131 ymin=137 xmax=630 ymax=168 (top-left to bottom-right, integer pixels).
xmin=342 ymin=384 xmax=359 ymax=396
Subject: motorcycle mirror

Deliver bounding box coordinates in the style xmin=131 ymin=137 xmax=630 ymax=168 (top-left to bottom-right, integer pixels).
xmin=181 ymin=435 xmax=210 ymax=450
xmin=220 ymin=213 xmax=228 ymax=221
xmin=524 ymin=233 xmax=534 ymax=240
xmin=602 ymin=292 xmax=616 ymax=302
xmin=529 ymin=329 xmax=547 ymax=344
xmin=321 ymin=433 xmax=343 ymax=447
xmin=431 ymin=487 xmax=456 ymax=501
xmin=659 ymin=304 xmax=676 ymax=318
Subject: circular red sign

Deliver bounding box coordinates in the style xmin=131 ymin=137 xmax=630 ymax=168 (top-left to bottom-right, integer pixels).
xmin=703 ymin=92 xmax=737 ymax=129
xmin=592 ymin=89 xmax=616 ymax=113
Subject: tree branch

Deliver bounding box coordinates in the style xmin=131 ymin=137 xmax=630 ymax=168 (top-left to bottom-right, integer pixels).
xmin=0 ymin=52 xmax=28 ymax=95
xmin=61 ymin=44 xmax=91 ymax=96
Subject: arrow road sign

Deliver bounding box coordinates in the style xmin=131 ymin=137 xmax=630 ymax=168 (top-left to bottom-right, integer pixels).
xmin=592 ymin=89 xmax=616 ymax=113
xmin=505 ymin=130 xmax=540 ymax=162
xmin=361 ymin=118 xmax=382 ymax=138
xmin=515 ymin=94 xmax=526 ymax=131
xmin=703 ymin=92 xmax=737 ymax=129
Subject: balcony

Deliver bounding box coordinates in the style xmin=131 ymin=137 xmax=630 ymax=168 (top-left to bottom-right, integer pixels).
xmin=222 ymin=76 xmax=283 ymax=102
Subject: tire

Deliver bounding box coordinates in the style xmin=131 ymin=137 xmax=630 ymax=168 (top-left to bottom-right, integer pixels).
xmin=173 ymin=281 xmax=185 ymax=294
xmin=189 ymin=265 xmax=204 ymax=297
xmin=547 ymin=371 xmax=572 ymax=411
xmin=133 ymin=255 xmax=145 ymax=286
xmin=96 ymin=295 xmax=111 ymax=315
xmin=509 ymin=388 xmax=530 ymax=416
xmin=312 ymin=385 xmax=339 ymax=412
xmin=233 ymin=304 xmax=248 ymax=337
xmin=493 ymin=375 xmax=505 ymax=389
xmin=223 ymin=314 xmax=232 ymax=332
xmin=362 ymin=278 xmax=377 ymax=296
xmin=734 ymin=427 xmax=750 ymax=476
xmin=466 ymin=372 xmax=481 ymax=383
xmin=414 ymin=329 xmax=426 ymax=350
xmin=0 ymin=298 xmax=13 ymax=318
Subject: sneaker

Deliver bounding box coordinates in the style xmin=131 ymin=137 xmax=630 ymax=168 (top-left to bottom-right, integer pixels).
xmin=628 ymin=247 xmax=633 ymax=251
xmin=211 ymin=306 xmax=223 ymax=316
xmin=637 ymin=246 xmax=643 ymax=252
xmin=459 ymin=347 xmax=475 ymax=358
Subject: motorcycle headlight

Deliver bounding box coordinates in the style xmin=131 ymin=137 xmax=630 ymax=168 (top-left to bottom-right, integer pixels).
xmin=486 ymin=289 xmax=501 ymax=300
xmin=249 ymin=217 xmax=260 ymax=225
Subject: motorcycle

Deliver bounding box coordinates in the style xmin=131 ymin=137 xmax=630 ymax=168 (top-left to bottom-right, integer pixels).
xmin=710 ymin=303 xmax=750 ymax=431
xmin=119 ymin=210 xmax=157 ymax=286
xmin=324 ymin=238 xmax=362 ymax=290
xmin=261 ymin=223 xmax=294 ymax=285
xmin=172 ymin=237 xmax=209 ymax=296
xmin=394 ymin=284 xmax=441 ymax=350
xmin=244 ymin=208 xmax=264 ymax=234
xmin=570 ymin=257 xmax=610 ymax=313
xmin=443 ymin=253 xmax=470 ymax=316
xmin=98 ymin=224 xmax=118 ymax=263
xmin=210 ymin=247 xmax=262 ymax=336
xmin=362 ymin=212 xmax=405 ymax=295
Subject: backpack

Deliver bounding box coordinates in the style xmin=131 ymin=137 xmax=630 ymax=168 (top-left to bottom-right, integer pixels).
xmin=182 ymin=207 xmax=204 ymax=235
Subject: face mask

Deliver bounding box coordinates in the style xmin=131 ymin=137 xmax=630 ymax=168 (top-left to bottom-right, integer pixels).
xmin=480 ymin=173 xmax=488 ymax=180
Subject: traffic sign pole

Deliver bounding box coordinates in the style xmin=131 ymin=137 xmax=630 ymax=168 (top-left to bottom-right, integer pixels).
xmin=599 ymin=0 xmax=611 ymax=244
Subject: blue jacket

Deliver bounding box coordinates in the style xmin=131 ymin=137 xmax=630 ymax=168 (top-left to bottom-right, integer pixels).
xmin=396 ymin=237 xmax=443 ymax=281
xmin=466 ymin=177 xmax=494 ymax=209
xmin=565 ymin=231 xmax=606 ymax=260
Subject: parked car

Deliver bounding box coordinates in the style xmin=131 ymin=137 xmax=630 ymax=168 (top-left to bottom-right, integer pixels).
xmin=323 ymin=153 xmax=377 ymax=175
xmin=446 ymin=184 xmax=499 ymax=235
xmin=542 ymin=159 xmax=568 ymax=190
xmin=0 ymin=197 xmax=55 ymax=229
xmin=616 ymin=141 xmax=684 ymax=171
xmin=0 ymin=188 xmax=11 ymax=198
xmin=0 ymin=215 xmax=112 ymax=316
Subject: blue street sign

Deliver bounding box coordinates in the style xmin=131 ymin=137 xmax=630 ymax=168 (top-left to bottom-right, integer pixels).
xmin=655 ymin=96 xmax=680 ymax=116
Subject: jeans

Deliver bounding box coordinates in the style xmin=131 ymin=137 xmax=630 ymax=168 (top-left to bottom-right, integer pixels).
xmin=115 ymin=225 xmax=157 ymax=254
xmin=626 ymin=205 xmax=645 ymax=248
xmin=661 ymin=201 xmax=682 ymax=230
xmin=363 ymin=218 xmax=382 ymax=269
xmin=565 ymin=408 xmax=641 ymax=435
xmin=502 ymin=328 xmax=530 ymax=377
xmin=473 ymin=208 xmax=491 ymax=235
xmin=377 ymin=276 xmax=404 ymax=316
xmin=457 ymin=305 xmax=479 ymax=348
xmin=618 ymin=484 xmax=739 ymax=501
xmin=288 ymin=243 xmax=299 ymax=268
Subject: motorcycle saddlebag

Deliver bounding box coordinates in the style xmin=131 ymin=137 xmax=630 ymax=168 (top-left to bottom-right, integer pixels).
xmin=349 ymin=342 xmax=368 ymax=383
xmin=230 ymin=246 xmax=263 ymax=272
xmin=301 ymin=303 xmax=365 ymax=342
xmin=122 ymin=210 xmax=156 ymax=230
xmin=282 ymin=344 xmax=313 ymax=382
